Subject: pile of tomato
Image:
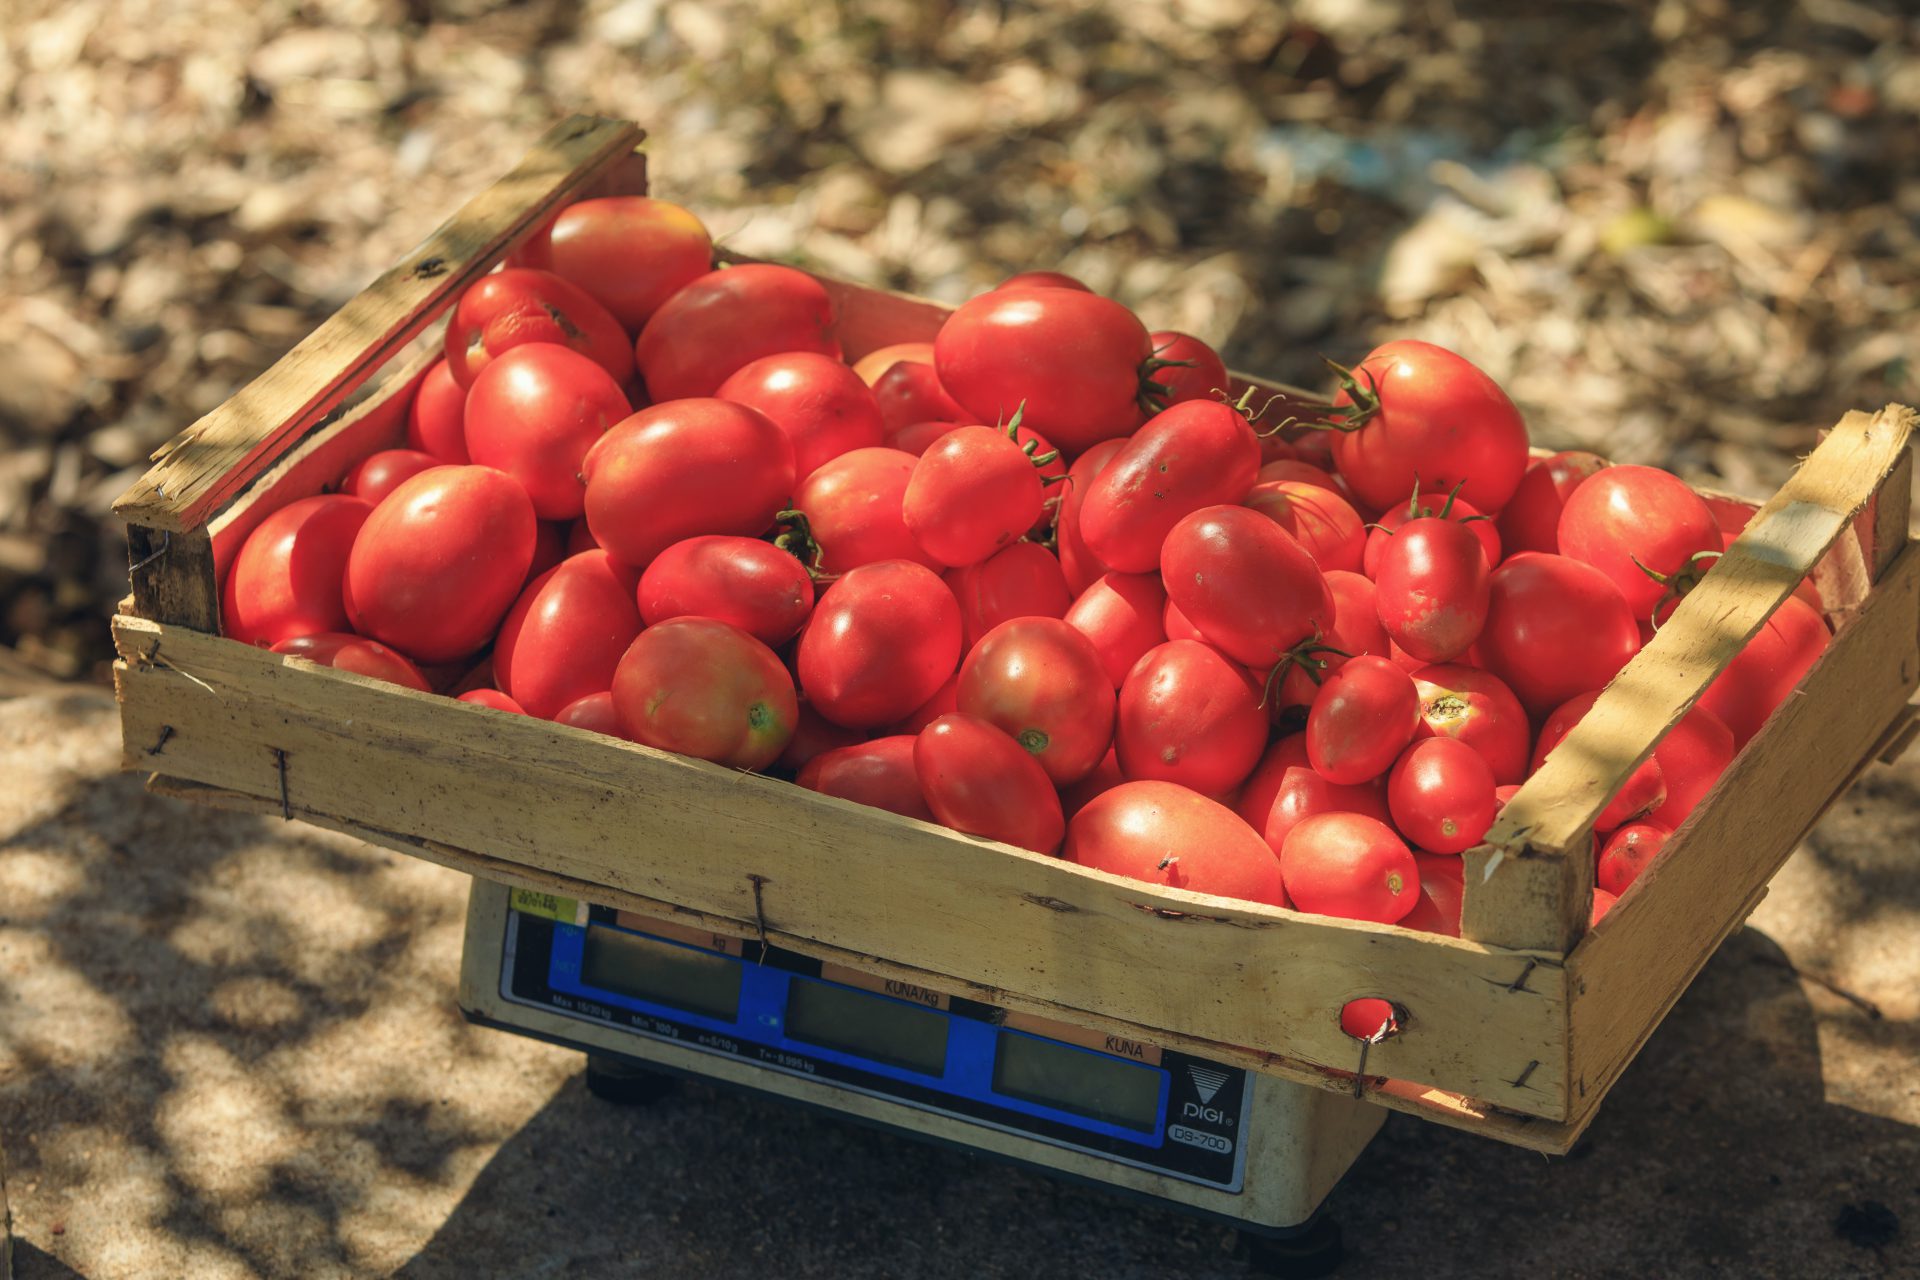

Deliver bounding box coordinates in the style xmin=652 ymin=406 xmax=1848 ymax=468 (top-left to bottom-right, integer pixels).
xmin=221 ymin=194 xmax=1834 ymax=937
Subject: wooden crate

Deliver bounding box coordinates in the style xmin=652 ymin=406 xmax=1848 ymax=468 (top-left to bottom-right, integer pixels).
xmin=109 ymin=115 xmax=1920 ymax=1154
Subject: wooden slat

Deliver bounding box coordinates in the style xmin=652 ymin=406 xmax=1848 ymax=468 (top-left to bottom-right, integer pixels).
xmin=1866 ymin=439 xmax=1914 ymax=577
xmin=1563 ymin=542 xmax=1920 ymax=1132
xmin=1464 ymin=405 xmax=1916 ymax=952
xmin=111 ymin=613 xmax=1569 ymax=1117
xmin=112 ymin=115 xmax=644 ymax=534
xmin=127 ymin=526 xmax=220 ymax=633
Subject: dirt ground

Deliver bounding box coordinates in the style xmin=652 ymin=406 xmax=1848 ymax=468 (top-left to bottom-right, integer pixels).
xmin=1 ymin=678 xmax=1914 ymax=1278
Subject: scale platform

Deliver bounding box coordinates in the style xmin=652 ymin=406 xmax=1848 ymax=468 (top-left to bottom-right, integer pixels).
xmin=458 ymin=878 xmax=1385 ymax=1275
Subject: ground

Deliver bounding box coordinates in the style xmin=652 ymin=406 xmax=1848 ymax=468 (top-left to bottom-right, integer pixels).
xmin=1 ymin=681 xmax=1914 ymax=1278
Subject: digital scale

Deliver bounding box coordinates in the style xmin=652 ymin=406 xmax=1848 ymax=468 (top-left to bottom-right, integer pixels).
xmin=458 ymin=878 xmax=1385 ymax=1275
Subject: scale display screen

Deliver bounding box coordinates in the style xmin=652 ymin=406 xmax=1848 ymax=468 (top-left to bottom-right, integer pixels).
xmin=581 ymin=925 xmax=742 ymax=1020
xmin=993 ymin=1030 xmax=1161 ymax=1132
xmin=785 ymin=978 xmax=949 ymax=1075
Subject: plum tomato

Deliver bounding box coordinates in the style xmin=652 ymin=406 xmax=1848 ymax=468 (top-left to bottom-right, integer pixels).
xmin=1162 ymin=597 xmax=1204 ymax=643
xmin=635 ymin=264 xmax=839 ymax=401
xmin=1234 ymin=733 xmax=1391 ymax=857
xmin=934 ymin=287 xmax=1154 ymax=455
xmin=1143 ymin=331 xmax=1229 ymax=411
xmin=1056 ymin=438 xmax=1127 ymax=595
xmin=223 ymin=494 xmax=371 ymax=647
xmin=1079 ymin=401 xmax=1260 ymax=573
xmin=1591 ymin=887 xmax=1619 ymax=925
xmin=886 ymin=420 xmax=968 ymax=456
xmin=1115 ymin=640 xmax=1266 ymax=795
xmin=945 ymin=541 xmax=1072 ymax=652
xmin=1534 ymin=691 xmax=1668 ymax=831
xmin=776 ymin=702 xmax=866 ymax=772
xmin=716 ymin=351 xmax=886 ymax=480
xmin=1386 ymin=737 xmax=1497 ymax=855
xmin=1596 ymin=821 xmax=1672 ymax=896
xmin=494 ymin=550 xmax=643 ymax=719
xmin=1060 ymin=747 xmax=1125 ymax=820
xmin=1479 ymin=553 xmax=1641 ymax=718
xmin=1256 ymin=458 xmax=1341 ymax=494
xmin=1679 ymin=592 xmax=1829 ymax=748
xmin=272 ymin=633 xmax=430 ymax=690
xmin=902 ymin=425 xmax=1048 ymax=567
xmin=407 ymin=358 xmax=470 ymax=463
xmin=797 ymin=735 xmax=934 ymax=822
xmin=1361 ymin=489 xmax=1500 ymax=577
xmin=1242 ymin=480 xmax=1365 ymax=575
xmin=994 ymin=270 xmax=1091 ymax=292
xmin=853 ymin=341 xmax=935 ymax=385
xmin=345 ymin=449 xmax=440 ymax=507
xmin=870 ymin=355 xmax=971 ymax=434
xmin=458 ymin=688 xmax=526 ymax=714
xmin=895 ymin=671 xmax=961 ymax=734
xmin=1306 ymin=655 xmax=1420 ymax=785
xmin=1064 ymin=780 xmax=1284 ymax=906
xmin=445 ymin=268 xmax=632 ymax=388
xmin=1280 ymin=812 xmax=1418 ymax=924
xmin=528 ymin=520 xmax=567 ymax=582
xmin=1648 ymin=702 xmax=1735 ymax=828
xmin=582 ymin=399 xmax=794 ymax=569
xmin=344 ymin=465 xmax=536 ymax=663
xmin=464 ymin=343 xmax=632 ymax=520
xmin=638 ymin=535 xmax=814 ymax=648
xmin=957 ymin=617 xmax=1115 ymax=786
xmin=1400 ymin=852 xmax=1465 ymax=936
xmin=1160 ymin=505 xmax=1333 ymax=669
xmin=1276 ymin=570 xmax=1389 ymax=709
xmin=914 ymin=713 xmax=1064 ymax=854
xmin=798 ymin=560 xmax=963 ymax=729
xmin=789 ymin=447 xmax=940 ymax=574
xmin=613 ymin=617 xmax=797 ymax=769
xmin=1064 ymin=571 xmax=1168 ymax=688
xmin=1558 ymin=465 xmax=1721 ymax=619
xmin=511 ymin=196 xmax=713 ymax=332
xmin=1497 ymin=451 xmax=1608 ymax=557
xmin=553 ymin=690 xmax=622 ymax=737
xmin=1327 ymin=340 xmax=1530 ymax=514
xmin=1339 ymin=998 xmax=1401 ymax=1041
xmin=1408 ymin=664 xmax=1531 ymax=785
xmin=1373 ymin=516 xmax=1491 ymax=664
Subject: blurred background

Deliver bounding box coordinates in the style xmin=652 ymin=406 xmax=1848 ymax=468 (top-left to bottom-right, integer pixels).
xmin=3 ymin=0 xmax=1917 ymax=682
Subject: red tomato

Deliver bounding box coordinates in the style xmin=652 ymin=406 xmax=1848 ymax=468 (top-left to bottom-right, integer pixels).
xmin=271 ymin=633 xmax=430 ymax=690
xmin=1064 ymin=571 xmax=1168 ymax=688
xmin=1162 ymin=597 xmax=1204 ymax=643
xmin=902 ymin=426 xmax=1046 ymax=567
xmin=636 ymin=264 xmax=839 ymax=401
xmin=895 ymin=671 xmax=961 ymax=734
xmin=1234 ymin=734 xmax=1391 ymax=856
xmin=1373 ymin=517 xmax=1491 ymax=664
xmin=715 ymin=351 xmax=886 ymax=480
xmin=1400 ymin=852 xmax=1465 ymax=935
xmin=871 ymin=358 xmax=971 ymax=434
xmin=853 ymin=342 xmax=935 ymax=385
xmin=1479 ymin=553 xmax=1641 ymax=718
xmin=1160 ymin=505 xmax=1333 ymax=669
xmin=345 ymin=449 xmax=440 ymax=507
xmin=1064 ymin=780 xmax=1284 ymax=906
xmin=1281 ymin=812 xmax=1418 ymax=923
xmin=1115 ymin=640 xmax=1266 ymax=794
xmin=554 ymin=690 xmax=622 ymax=737
xmin=511 ymin=196 xmax=712 ymax=332
xmin=1327 ymin=340 xmax=1530 ymax=513
xmin=1242 ymin=480 xmax=1365 ymax=575
xmin=776 ymin=703 xmax=866 ymax=771
xmin=995 ymin=270 xmax=1091 ymax=292
xmin=566 ymin=519 xmax=599 ymax=556
xmin=638 ymin=536 xmax=814 ymax=648
xmin=798 ymin=735 xmax=934 ymax=822
xmin=1558 ymin=466 xmax=1721 ymax=619
xmin=223 ymin=495 xmax=371 ymax=647
xmin=945 ymin=542 xmax=1072 ymax=651
xmin=1650 ymin=703 xmax=1735 ymax=828
xmin=789 ymin=447 xmax=939 ymax=574
xmin=528 ymin=521 xmax=567 ymax=583
xmin=1080 ymin=401 xmax=1261 ymax=573
xmin=1361 ymin=491 xmax=1500 ymax=577
xmin=957 ymin=618 xmax=1114 ymax=786
xmin=464 ymin=344 xmax=631 ymax=520
xmin=613 ymin=617 xmax=797 ymax=768
xmin=1256 ymin=458 xmax=1341 ymax=493
xmin=344 ymin=466 xmax=536 ymax=663
xmin=1143 ymin=331 xmax=1229 ymax=410
xmin=1534 ymin=692 xmax=1668 ymax=831
xmin=1387 ymin=737 xmax=1496 ymax=854
xmin=934 ymin=287 xmax=1154 ymax=454
xmin=445 ymin=268 xmax=632 ymax=388
xmin=1408 ymin=664 xmax=1531 ymax=785
xmin=1339 ymin=998 xmax=1401 ymax=1041
xmin=1596 ymin=821 xmax=1671 ymax=896
xmin=798 ymin=560 xmax=963 ymax=729
xmin=1591 ymin=887 xmax=1619 ymax=925
xmin=886 ymin=420 xmax=967 ymax=456
xmin=1306 ymin=655 xmax=1420 ymax=785
xmin=1275 ymin=570 xmax=1389 ymax=708
xmin=1056 ymin=438 xmax=1127 ymax=594
xmin=458 ymin=688 xmax=526 ymax=714
xmin=1680 ymin=593 xmax=1830 ymax=748
xmin=1497 ymin=451 xmax=1608 ymax=556
xmin=1060 ymin=748 xmax=1124 ymax=820
xmin=582 ymin=399 xmax=794 ymax=569
xmin=914 ymin=713 xmax=1064 ymax=854
xmin=407 ymin=358 xmax=469 ymax=463
xmin=494 ymin=550 xmax=644 ymax=719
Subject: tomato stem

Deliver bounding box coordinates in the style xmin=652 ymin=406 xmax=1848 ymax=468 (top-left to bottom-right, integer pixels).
xmin=1299 ymin=356 xmax=1381 ymax=433
xmin=1136 ymin=355 xmax=1199 ymax=416
xmin=770 ymin=508 xmax=832 ymax=580
xmin=1257 ymin=635 xmax=1355 ymax=709
xmin=1641 ymin=549 xmax=1725 ymax=629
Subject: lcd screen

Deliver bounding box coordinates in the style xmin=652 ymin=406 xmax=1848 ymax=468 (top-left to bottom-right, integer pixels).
xmin=783 ymin=979 xmax=950 ymax=1075
xmin=992 ymin=1032 xmax=1162 ymax=1131
xmin=580 ymin=925 xmax=742 ymax=1020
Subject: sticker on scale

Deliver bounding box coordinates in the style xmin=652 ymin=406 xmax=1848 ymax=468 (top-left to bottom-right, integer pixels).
xmin=509 ymin=888 xmax=586 ymax=926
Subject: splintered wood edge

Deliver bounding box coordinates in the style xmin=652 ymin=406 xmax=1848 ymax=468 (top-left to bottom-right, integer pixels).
xmin=113 ymin=114 xmax=644 ymax=533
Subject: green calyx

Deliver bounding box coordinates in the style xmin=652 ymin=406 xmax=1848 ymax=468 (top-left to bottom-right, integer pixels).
xmin=1258 ymin=633 xmax=1355 ymax=710
xmin=1637 ymin=549 xmax=1725 ymax=630
xmin=997 ymin=401 xmax=1062 ymax=473
xmin=770 ymin=509 xmax=835 ymax=581
xmin=1304 ymin=355 xmax=1381 ymax=433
